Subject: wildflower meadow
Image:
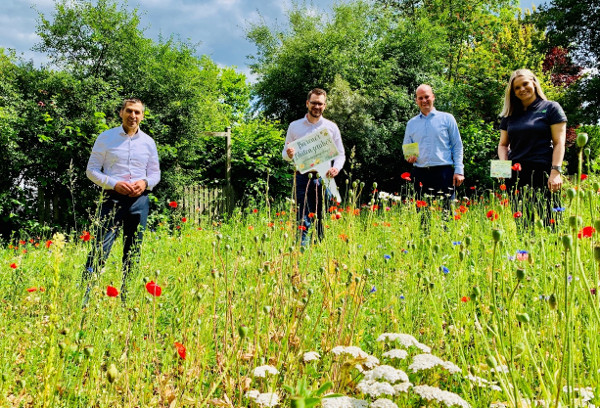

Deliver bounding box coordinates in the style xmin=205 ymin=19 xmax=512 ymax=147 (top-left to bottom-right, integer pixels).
xmin=2 ymin=156 xmax=600 ymax=407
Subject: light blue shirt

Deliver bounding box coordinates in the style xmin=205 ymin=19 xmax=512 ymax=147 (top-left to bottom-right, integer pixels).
xmin=403 ymin=109 xmax=464 ymax=175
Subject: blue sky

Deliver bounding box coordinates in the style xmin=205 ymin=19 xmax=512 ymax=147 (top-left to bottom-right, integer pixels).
xmin=2 ymin=0 xmax=543 ymax=80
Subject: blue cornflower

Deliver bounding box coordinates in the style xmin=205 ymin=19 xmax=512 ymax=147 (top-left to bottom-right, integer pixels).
xmin=86 ymin=266 xmax=94 ymax=273
xmin=399 ymin=295 xmax=405 ymax=300
xmin=402 ymin=249 xmax=408 ymax=254
xmin=370 ymin=286 xmax=377 ymax=293
xmin=552 ymin=207 xmax=566 ymax=212
xmin=441 ymin=266 xmax=449 ymax=274
xmin=452 ymin=241 xmax=462 ymax=246
xmin=384 ymin=254 xmax=391 ymax=260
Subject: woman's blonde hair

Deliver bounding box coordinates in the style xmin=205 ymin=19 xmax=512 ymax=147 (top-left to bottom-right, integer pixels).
xmin=500 ymin=69 xmax=548 ymax=117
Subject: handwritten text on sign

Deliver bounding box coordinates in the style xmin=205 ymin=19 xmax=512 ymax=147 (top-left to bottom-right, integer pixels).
xmin=288 ymin=128 xmax=341 ymax=174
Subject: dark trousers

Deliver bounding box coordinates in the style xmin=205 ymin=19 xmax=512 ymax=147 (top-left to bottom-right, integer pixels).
xmin=507 ymin=162 xmax=560 ymax=228
xmin=295 ymin=172 xmax=325 ymax=245
xmin=82 ymin=191 xmax=149 ymax=304
xmin=412 ymin=165 xmax=456 ymax=223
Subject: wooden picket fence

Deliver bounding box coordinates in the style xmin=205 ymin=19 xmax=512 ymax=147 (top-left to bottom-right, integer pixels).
xmin=181 ymin=185 xmax=233 ymax=221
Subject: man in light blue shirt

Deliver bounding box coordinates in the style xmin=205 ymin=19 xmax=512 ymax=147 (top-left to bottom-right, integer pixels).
xmin=404 ymin=84 xmax=464 ymax=203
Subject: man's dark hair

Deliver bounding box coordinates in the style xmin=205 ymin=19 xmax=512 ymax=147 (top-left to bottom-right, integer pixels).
xmin=307 ymin=88 xmax=327 ymax=101
xmin=121 ymin=98 xmax=145 ymax=111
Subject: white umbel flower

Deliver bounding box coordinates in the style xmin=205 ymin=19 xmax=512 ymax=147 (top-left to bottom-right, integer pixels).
xmin=253 ymin=365 xmax=279 ymax=377
xmin=363 ymin=365 xmax=409 ymax=384
xmin=409 ymin=354 xmax=461 ymax=374
xmin=332 ymin=346 xmax=369 ymax=358
xmin=393 ymin=382 xmax=412 ymax=393
xmin=245 ymin=389 xmax=260 ymax=399
xmin=370 ymin=398 xmax=398 ymax=408
xmin=465 ymin=374 xmax=502 ymax=392
xmin=382 ymin=349 xmax=408 ymax=360
xmin=376 ymin=333 xmax=431 ymax=353
xmin=413 ymin=385 xmax=470 ymax=408
xmin=356 ymin=380 xmax=396 ymax=397
xmin=364 ymin=354 xmax=380 ymax=369
xmin=303 ymin=351 xmax=321 ymax=362
xmin=322 ymin=396 xmax=369 ymax=408
xmin=255 ymin=392 xmax=280 ymax=407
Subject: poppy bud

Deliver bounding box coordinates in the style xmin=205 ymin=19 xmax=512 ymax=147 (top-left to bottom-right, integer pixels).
xmin=307 ymin=288 xmax=314 ymax=296
xmin=238 ymin=325 xmax=249 ymax=339
xmin=433 ymin=244 xmax=440 ymax=253
xmin=569 ymin=216 xmax=582 ymax=229
xmin=263 ymin=305 xmax=271 ymax=314
xmin=562 ymin=235 xmax=573 ymax=250
xmin=459 ymin=251 xmax=465 ymax=261
xmin=566 ymin=188 xmax=577 ymax=199
xmin=355 ymin=276 xmax=361 ymax=283
xmin=594 ymin=246 xmax=600 ymax=262
xmin=516 ymin=268 xmax=525 ymax=281
xmin=465 ymin=236 xmax=472 ymax=247
xmin=107 ymin=363 xmax=119 ymax=383
xmin=360 ymin=182 xmax=365 ymax=188
xmin=576 ymin=132 xmax=588 ymax=148
xmin=485 ymin=356 xmax=497 ymax=368
xmin=492 ymin=229 xmax=502 ymax=242
xmin=308 ymin=173 xmax=313 ymax=179
xmin=373 ymin=182 xmax=378 ymax=189
xmin=352 ymin=181 xmax=358 ymax=188
xmin=535 ymin=219 xmax=544 ymax=229
xmin=225 ymin=244 xmax=231 ymax=251
xmin=516 ymin=312 xmax=530 ymax=323
xmin=548 ymin=293 xmax=557 ymax=310
xmin=584 ymin=148 xmax=591 ymax=157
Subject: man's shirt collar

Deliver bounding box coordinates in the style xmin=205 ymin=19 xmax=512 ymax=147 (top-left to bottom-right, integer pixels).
xmin=419 ymin=108 xmax=438 ymax=119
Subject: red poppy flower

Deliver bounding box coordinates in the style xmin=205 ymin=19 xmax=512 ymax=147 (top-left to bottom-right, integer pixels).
xmin=39 ymin=287 xmax=45 ymax=292
xmin=298 ymin=225 xmax=307 ymax=231
xmin=401 ymin=172 xmax=411 ymax=181
xmin=19 ymin=240 xmax=26 ymax=245
xmin=419 ymin=182 xmax=423 ymax=187
xmin=248 ymin=225 xmax=254 ymax=230
xmin=181 ymin=217 xmax=187 ymax=223
xmin=308 ymin=212 xmax=315 ymax=219
xmin=486 ymin=210 xmax=499 ymax=221
xmin=45 ymin=240 xmax=52 ymax=248
xmin=499 ymin=184 xmax=506 ymax=191
xmin=416 ymin=200 xmax=428 ymax=208
xmin=550 ymin=218 xmax=555 ymax=224
xmin=461 ymin=296 xmax=470 ymax=303
xmin=581 ymin=174 xmax=588 ymax=181
xmin=169 ymin=201 xmax=178 ymax=208
xmin=106 ymin=285 xmax=119 ymax=297
xmin=513 ymin=211 xmax=522 ymax=218
xmin=80 ymin=231 xmax=91 ymax=242
xmin=10 ymin=263 xmax=17 ymax=269
xmin=353 ymin=209 xmax=360 ymax=216
xmin=253 ymin=209 xmax=258 ymax=213
xmin=26 ymin=287 xmax=37 ymax=293
xmin=578 ymin=226 xmax=596 ymax=239
xmin=145 ymin=281 xmax=162 ymax=296
xmin=512 ymin=163 xmax=522 ymax=171
xmin=470 ymin=186 xmax=476 ymax=190
xmin=339 ymin=233 xmax=348 ymax=242
xmin=454 ymin=214 xmax=461 ymax=220
xmin=174 ymin=342 xmax=186 ymax=360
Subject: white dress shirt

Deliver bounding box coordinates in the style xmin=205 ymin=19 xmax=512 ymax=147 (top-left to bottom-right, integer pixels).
xmin=86 ymin=126 xmax=160 ymax=190
xmin=282 ymin=115 xmax=346 ymax=171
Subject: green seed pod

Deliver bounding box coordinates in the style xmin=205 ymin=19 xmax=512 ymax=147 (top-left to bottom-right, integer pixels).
xmin=516 ymin=312 xmax=530 ymax=323
xmin=566 ymin=188 xmax=577 ymax=199
xmin=465 ymin=236 xmax=472 ymax=247
xmin=352 ymin=181 xmax=358 ymax=188
xmin=516 ymin=268 xmax=525 ymax=281
xmin=459 ymin=251 xmax=465 ymax=261
xmin=373 ymin=182 xmax=378 ymax=189
xmin=562 ymin=235 xmax=573 ymax=250
xmin=492 ymin=229 xmax=502 ymax=242
xmin=433 ymin=244 xmax=440 ymax=253
xmin=360 ymin=182 xmax=365 ymax=188
xmin=548 ymin=293 xmax=558 ymax=310
xmin=576 ymin=132 xmax=588 ymax=148
xmin=300 ymin=246 xmax=306 ymax=254
xmin=238 ymin=325 xmax=249 ymax=339
xmin=107 ymin=363 xmax=119 ymax=383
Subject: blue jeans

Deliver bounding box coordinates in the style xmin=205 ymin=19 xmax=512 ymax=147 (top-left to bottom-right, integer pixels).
xmin=82 ymin=191 xmax=149 ymax=304
xmin=295 ymin=172 xmax=325 ymax=246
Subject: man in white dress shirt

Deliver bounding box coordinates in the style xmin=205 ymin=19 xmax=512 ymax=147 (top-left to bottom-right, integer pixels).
xmin=82 ymin=98 xmax=160 ymax=304
xmin=283 ymin=88 xmax=345 ymax=245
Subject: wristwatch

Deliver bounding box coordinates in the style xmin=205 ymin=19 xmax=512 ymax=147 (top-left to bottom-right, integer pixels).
xmin=551 ymin=165 xmax=562 ymax=174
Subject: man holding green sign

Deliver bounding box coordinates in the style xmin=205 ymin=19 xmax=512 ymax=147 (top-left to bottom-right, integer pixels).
xmin=283 ymin=88 xmax=345 ymax=246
